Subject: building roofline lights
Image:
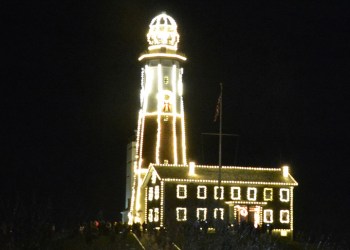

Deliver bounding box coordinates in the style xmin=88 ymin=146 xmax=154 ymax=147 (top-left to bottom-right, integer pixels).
xmin=161 ymin=178 xmax=298 ymax=186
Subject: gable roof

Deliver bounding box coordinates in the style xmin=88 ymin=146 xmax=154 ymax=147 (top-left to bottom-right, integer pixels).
xmin=145 ymin=164 xmax=298 ymax=186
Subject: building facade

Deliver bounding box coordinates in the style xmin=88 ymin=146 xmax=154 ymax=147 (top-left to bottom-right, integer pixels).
xmin=126 ymin=12 xmax=298 ymax=238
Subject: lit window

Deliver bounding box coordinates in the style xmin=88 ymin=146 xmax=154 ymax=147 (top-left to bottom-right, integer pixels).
xmin=151 ymin=171 xmax=157 ymax=184
xmin=214 ymin=186 xmax=224 ymax=200
xmin=247 ymin=187 xmax=257 ymax=201
xmin=197 ymin=186 xmax=207 ymax=199
xmin=164 ymin=76 xmax=169 ymax=85
xmin=264 ymin=188 xmax=273 ymax=201
xmin=163 ymin=95 xmax=172 ymax=112
xmin=154 ymin=208 xmax=159 ymax=222
xmin=148 ymin=187 xmax=154 ymax=201
xmin=177 ymin=185 xmax=187 ymax=199
xmin=231 ymin=187 xmax=241 ymax=200
xmin=148 ymin=209 xmax=153 ymax=222
xmin=176 ymin=207 xmax=187 ymax=221
xmin=196 ymin=208 xmax=207 ymax=220
xmin=280 ymin=210 xmax=290 ymax=223
xmin=263 ymin=209 xmax=273 ymax=223
xmin=214 ymin=208 xmax=224 ymax=220
xmin=279 ymin=188 xmax=290 ymax=202
xmin=154 ymin=185 xmax=160 ymax=200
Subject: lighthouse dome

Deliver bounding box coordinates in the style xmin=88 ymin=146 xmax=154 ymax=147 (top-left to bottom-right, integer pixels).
xmin=147 ymin=12 xmax=180 ymax=51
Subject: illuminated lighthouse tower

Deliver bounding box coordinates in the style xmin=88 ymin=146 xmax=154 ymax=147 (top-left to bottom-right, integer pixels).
xmin=129 ymin=13 xmax=188 ymax=223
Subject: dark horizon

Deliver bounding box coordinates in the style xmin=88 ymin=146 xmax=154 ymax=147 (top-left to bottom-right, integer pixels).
xmin=2 ymin=0 xmax=349 ymax=236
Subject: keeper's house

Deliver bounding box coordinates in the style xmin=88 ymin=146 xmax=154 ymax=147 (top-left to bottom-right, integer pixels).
xmin=142 ymin=163 xmax=298 ymax=238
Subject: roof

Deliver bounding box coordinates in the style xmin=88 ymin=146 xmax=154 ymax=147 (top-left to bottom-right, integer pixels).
xmin=146 ymin=164 xmax=298 ymax=186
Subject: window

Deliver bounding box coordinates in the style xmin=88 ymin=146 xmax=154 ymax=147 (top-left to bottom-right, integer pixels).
xmin=280 ymin=210 xmax=290 ymax=223
xmin=197 ymin=186 xmax=207 ymax=199
xmin=177 ymin=185 xmax=187 ymax=199
xmin=154 ymin=185 xmax=160 ymax=200
xmin=148 ymin=209 xmax=153 ymax=222
xmin=247 ymin=187 xmax=257 ymax=201
xmin=163 ymin=76 xmax=169 ymax=85
xmin=151 ymin=171 xmax=157 ymax=184
xmin=154 ymin=208 xmax=159 ymax=222
xmin=148 ymin=187 xmax=154 ymax=201
xmin=214 ymin=208 xmax=224 ymax=220
xmin=196 ymin=208 xmax=207 ymax=220
xmin=231 ymin=187 xmax=241 ymax=200
xmin=264 ymin=188 xmax=273 ymax=201
xmin=176 ymin=207 xmax=187 ymax=221
xmin=214 ymin=186 xmax=224 ymax=200
xmin=279 ymin=188 xmax=290 ymax=202
xmin=163 ymin=94 xmax=172 ymax=112
xmin=263 ymin=209 xmax=273 ymax=223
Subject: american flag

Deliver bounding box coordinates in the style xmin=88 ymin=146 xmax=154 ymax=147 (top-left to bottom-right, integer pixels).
xmin=213 ymin=91 xmax=222 ymax=122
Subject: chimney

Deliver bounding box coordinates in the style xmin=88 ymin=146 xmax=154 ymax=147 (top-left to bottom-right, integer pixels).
xmin=189 ymin=162 xmax=195 ymax=176
xmin=282 ymin=165 xmax=289 ymax=177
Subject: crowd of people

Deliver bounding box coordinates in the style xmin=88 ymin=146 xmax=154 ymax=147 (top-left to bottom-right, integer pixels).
xmin=1 ymin=218 xmax=349 ymax=249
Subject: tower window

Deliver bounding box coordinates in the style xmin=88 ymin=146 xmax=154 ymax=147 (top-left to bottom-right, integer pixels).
xmin=164 ymin=76 xmax=169 ymax=85
xmin=163 ymin=94 xmax=172 ymax=112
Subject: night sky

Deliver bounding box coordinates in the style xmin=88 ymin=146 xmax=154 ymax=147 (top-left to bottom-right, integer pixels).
xmin=3 ymin=0 xmax=349 ymax=234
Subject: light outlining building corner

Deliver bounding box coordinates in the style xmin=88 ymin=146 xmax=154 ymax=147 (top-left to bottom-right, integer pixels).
xmin=128 ymin=12 xmax=188 ymax=224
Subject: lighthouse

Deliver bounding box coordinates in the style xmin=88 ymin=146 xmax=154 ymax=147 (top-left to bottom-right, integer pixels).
xmin=129 ymin=12 xmax=188 ymax=224
xmin=125 ymin=13 xmax=297 ymax=239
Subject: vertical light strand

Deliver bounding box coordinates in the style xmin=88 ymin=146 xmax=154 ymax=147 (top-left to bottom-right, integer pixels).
xmin=290 ymin=187 xmax=294 ymax=231
xmin=140 ymin=68 xmax=145 ymax=106
xmin=259 ymin=206 xmax=263 ymax=227
xmin=135 ymin=110 xmax=142 ymax=161
xmin=135 ymin=174 xmax=142 ymax=223
xmin=180 ymin=68 xmax=187 ymax=164
xmin=139 ymin=64 xmax=149 ymax=166
xmin=172 ymin=64 xmax=178 ymax=164
xmin=234 ymin=206 xmax=237 ymax=221
xmin=144 ymin=187 xmax=148 ymax=224
xmin=138 ymin=113 xmax=145 ymax=168
xmin=128 ymin=169 xmax=137 ymax=225
xmin=134 ymin=71 xmax=147 ymax=224
xmin=160 ymin=181 xmax=164 ymax=227
xmin=156 ymin=64 xmax=162 ymax=164
xmin=129 ymin=109 xmax=143 ymax=225
xmin=143 ymin=65 xmax=151 ymax=113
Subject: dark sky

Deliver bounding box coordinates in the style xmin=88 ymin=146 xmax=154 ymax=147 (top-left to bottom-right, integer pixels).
xmin=2 ymin=0 xmax=350 ymax=233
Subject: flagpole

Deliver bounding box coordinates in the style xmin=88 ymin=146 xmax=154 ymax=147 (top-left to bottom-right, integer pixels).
xmin=218 ymin=83 xmax=223 ymax=189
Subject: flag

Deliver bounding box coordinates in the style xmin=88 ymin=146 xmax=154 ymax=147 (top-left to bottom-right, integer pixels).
xmin=213 ymin=92 xmax=222 ymax=122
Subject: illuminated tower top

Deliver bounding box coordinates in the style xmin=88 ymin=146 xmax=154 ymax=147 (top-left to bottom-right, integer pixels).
xmin=147 ymin=12 xmax=180 ymax=51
